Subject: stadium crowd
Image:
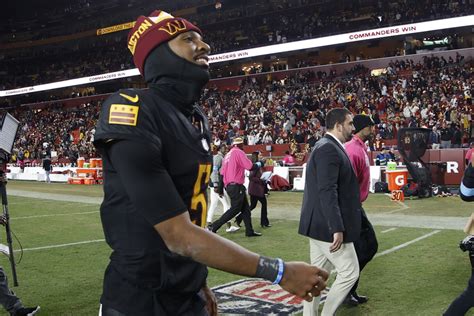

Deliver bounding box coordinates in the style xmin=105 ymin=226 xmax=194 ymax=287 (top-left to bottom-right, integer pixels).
xmin=8 ymin=54 xmax=472 ymax=167
xmin=1 ymin=0 xmax=472 ymax=89
xmin=10 ymin=102 xmax=99 ymax=166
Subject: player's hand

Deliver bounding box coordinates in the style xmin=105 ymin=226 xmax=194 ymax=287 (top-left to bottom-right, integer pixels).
xmin=330 ymin=232 xmax=343 ymax=253
xmin=279 ymin=261 xmax=328 ymax=302
xmin=202 ymin=284 xmax=217 ymax=316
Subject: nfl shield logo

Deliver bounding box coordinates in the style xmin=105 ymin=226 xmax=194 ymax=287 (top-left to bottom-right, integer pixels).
xmin=212 ymin=278 xmax=328 ymax=315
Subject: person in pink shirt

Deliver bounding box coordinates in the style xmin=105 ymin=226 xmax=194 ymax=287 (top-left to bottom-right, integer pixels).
xmin=466 ymin=142 xmax=474 ymax=165
xmin=209 ymin=137 xmax=263 ymax=237
xmin=344 ymin=114 xmax=379 ymax=306
xmin=282 ymin=151 xmax=295 ymax=166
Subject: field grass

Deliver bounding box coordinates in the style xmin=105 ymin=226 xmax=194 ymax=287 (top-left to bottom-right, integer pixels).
xmin=0 ymin=181 xmax=472 ymax=315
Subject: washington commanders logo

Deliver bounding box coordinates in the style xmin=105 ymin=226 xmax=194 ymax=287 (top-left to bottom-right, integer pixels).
xmin=158 ymin=20 xmax=187 ymax=35
xmin=212 ymin=279 xmax=329 ymax=315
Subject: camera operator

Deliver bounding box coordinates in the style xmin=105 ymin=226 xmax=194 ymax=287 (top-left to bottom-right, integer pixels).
xmin=443 ymin=154 xmax=474 ymax=315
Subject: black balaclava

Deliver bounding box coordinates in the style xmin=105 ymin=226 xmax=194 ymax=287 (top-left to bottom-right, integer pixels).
xmin=143 ymin=43 xmax=210 ymax=116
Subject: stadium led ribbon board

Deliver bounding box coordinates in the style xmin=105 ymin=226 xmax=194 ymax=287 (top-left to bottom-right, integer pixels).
xmin=1 ymin=15 xmax=473 ymax=97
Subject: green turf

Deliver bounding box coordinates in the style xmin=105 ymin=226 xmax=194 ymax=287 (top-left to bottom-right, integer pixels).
xmin=0 ymin=181 xmax=472 ymax=315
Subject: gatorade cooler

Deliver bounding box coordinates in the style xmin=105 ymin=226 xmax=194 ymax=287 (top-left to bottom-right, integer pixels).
xmin=96 ymin=158 xmax=102 ymax=168
xmin=386 ymin=169 xmax=409 ymax=191
xmin=90 ymin=158 xmax=97 ymax=168
xmin=77 ymin=157 xmax=85 ymax=168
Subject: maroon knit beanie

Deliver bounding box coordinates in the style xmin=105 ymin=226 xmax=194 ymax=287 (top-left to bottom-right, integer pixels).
xmin=127 ymin=10 xmax=202 ymax=75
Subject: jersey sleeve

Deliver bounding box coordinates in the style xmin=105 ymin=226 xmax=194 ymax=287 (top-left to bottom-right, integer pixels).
xmin=94 ymin=89 xmax=161 ymax=148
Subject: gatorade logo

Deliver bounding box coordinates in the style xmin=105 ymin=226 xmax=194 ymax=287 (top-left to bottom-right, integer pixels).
xmin=395 ymin=175 xmax=405 ymax=186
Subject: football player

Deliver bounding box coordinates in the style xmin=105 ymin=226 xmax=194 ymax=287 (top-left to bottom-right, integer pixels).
xmin=94 ymin=10 xmax=328 ymax=316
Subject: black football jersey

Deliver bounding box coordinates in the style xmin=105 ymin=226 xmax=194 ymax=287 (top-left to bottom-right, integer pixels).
xmin=94 ymin=88 xmax=212 ymax=315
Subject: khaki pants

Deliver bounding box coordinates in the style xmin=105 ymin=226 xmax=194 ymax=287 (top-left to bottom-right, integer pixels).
xmin=303 ymin=239 xmax=359 ymax=316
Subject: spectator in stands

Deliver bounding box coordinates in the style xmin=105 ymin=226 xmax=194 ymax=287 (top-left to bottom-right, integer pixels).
xmin=452 ymin=123 xmax=463 ymax=148
xmin=429 ymin=126 xmax=441 ymax=149
xmin=9 ymin=54 xmax=473 ymax=160
xmin=440 ymin=122 xmax=453 ymax=149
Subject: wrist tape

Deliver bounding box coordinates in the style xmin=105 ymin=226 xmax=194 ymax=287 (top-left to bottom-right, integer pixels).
xmin=255 ymin=256 xmax=285 ymax=284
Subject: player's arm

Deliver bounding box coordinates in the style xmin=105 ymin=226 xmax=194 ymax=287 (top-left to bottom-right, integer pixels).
xmin=106 ymin=140 xmax=328 ymax=301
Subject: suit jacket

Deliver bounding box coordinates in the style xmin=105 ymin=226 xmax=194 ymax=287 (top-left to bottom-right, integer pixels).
xmin=299 ymin=134 xmax=362 ymax=243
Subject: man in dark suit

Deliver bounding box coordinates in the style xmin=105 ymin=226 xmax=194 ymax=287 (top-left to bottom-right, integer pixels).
xmin=299 ymin=107 xmax=361 ymax=316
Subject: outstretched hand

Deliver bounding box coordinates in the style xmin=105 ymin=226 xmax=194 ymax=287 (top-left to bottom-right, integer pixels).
xmin=279 ymin=261 xmax=328 ymax=302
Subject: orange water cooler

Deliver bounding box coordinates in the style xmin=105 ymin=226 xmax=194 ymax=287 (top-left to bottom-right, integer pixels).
xmin=77 ymin=157 xmax=85 ymax=168
xmin=385 ymin=169 xmax=409 ymax=191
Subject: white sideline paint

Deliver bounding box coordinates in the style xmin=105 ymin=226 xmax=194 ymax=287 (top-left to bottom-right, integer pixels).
xmin=375 ymin=230 xmax=441 ymax=258
xmin=17 ymin=239 xmax=105 ymax=252
xmin=15 ymin=229 xmax=441 ymax=259
xmin=11 ymin=211 xmax=99 ymax=220
xmin=381 ymin=227 xmax=398 ymax=233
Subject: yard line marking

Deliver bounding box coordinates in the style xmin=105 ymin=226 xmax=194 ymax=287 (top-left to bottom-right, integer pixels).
xmin=381 ymin=227 xmax=398 ymax=233
xmin=11 ymin=211 xmax=99 ymax=220
xmin=384 ymin=194 xmax=410 ymax=214
xmin=17 ymin=239 xmax=105 ymax=252
xmin=375 ymin=230 xmax=441 ymax=258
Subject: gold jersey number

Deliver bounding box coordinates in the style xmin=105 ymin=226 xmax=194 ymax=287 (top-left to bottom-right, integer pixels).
xmin=191 ymin=163 xmax=211 ymax=227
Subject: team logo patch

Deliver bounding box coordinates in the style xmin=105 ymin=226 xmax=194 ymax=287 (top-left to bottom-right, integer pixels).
xmin=212 ymin=279 xmax=329 ymax=315
xmin=108 ymin=104 xmax=139 ymax=126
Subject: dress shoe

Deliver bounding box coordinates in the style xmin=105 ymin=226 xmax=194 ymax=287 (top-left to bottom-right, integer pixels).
xmin=343 ymin=295 xmax=359 ymax=307
xmin=246 ymin=231 xmax=262 ymax=237
xmin=354 ymin=295 xmax=368 ymax=304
